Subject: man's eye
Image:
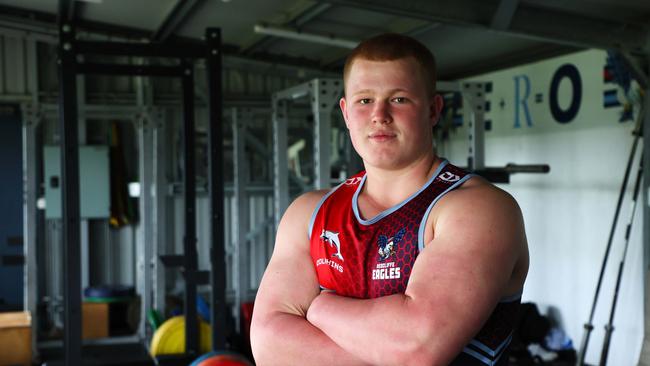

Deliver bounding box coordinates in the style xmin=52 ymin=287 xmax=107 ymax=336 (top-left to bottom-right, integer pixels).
xmin=392 ymin=97 xmax=407 ymax=103
xmin=359 ymin=98 xmax=371 ymax=104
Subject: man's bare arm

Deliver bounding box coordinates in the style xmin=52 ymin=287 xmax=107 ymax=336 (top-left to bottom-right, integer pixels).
xmin=307 ymin=182 xmax=528 ymax=366
xmin=250 ymin=191 xmax=371 ymax=366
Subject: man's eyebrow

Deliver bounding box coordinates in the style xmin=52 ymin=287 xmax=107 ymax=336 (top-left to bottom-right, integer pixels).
xmin=350 ymin=88 xmax=410 ymax=96
xmin=350 ymin=89 xmax=372 ymax=96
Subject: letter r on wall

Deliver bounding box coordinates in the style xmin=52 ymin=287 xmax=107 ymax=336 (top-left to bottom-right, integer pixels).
xmin=513 ymin=75 xmax=533 ymax=128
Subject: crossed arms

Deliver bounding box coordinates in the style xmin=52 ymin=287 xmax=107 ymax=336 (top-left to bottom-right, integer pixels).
xmin=250 ymin=181 xmax=528 ymax=366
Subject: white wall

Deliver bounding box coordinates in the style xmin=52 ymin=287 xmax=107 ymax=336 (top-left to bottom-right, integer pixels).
xmin=443 ymin=49 xmax=644 ymax=366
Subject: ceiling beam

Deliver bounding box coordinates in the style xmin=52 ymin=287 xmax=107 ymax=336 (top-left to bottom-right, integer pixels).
xmin=253 ymin=24 xmax=359 ymax=49
xmin=293 ymin=2 xmax=333 ymax=28
xmin=441 ymin=44 xmax=578 ymax=80
xmin=0 ymin=4 xmax=327 ymax=71
xmin=0 ymin=3 xmax=157 ymax=40
xmin=58 ymin=0 xmax=76 ymax=25
xmin=320 ymin=22 xmax=442 ymax=71
xmin=490 ymin=0 xmax=519 ymax=30
xmin=318 ymin=0 xmax=650 ymax=53
xmin=151 ymin=0 xmax=204 ymax=42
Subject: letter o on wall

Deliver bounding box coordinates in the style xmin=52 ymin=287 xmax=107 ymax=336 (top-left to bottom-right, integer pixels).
xmin=549 ymin=64 xmax=582 ymax=124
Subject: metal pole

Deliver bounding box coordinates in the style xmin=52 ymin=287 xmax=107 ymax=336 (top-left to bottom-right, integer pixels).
xmin=462 ymin=82 xmax=486 ymax=171
xmin=206 ymin=27 xmax=228 ymax=350
xmin=77 ymin=65 xmax=89 ymax=297
xmin=135 ymin=111 xmax=154 ymax=340
xmin=233 ymin=107 xmax=252 ymax=333
xmin=23 ymin=38 xmax=39 ymax=362
xmin=639 ymin=66 xmax=650 ymax=366
xmin=577 ymin=106 xmax=645 ymax=366
xmin=272 ymin=97 xmax=289 ymax=229
xmin=181 ymin=58 xmax=199 ymax=357
xmin=58 ymin=22 xmax=82 ymax=366
xmin=312 ymin=79 xmax=340 ymax=189
xmin=152 ymin=108 xmax=168 ymax=323
xmin=21 ymin=103 xmax=39 ymax=361
xmin=600 ymin=154 xmax=644 ymax=366
xmin=135 ymin=63 xmax=155 ymax=341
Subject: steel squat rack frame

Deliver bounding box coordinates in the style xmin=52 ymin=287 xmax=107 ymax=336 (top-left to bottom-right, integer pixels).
xmin=271 ymin=79 xmax=551 ymax=225
xmin=55 ymin=23 xmax=227 ymax=365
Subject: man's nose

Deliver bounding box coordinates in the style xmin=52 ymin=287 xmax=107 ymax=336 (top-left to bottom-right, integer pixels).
xmin=371 ymin=100 xmax=392 ymax=124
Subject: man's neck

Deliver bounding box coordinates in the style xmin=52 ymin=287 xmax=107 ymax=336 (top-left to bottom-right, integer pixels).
xmin=361 ymin=154 xmax=441 ymax=211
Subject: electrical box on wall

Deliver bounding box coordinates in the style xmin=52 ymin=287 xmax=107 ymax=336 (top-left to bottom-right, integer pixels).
xmin=43 ymin=145 xmax=110 ymax=219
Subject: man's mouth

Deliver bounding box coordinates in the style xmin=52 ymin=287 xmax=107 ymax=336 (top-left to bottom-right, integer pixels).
xmin=368 ymin=131 xmax=396 ymax=141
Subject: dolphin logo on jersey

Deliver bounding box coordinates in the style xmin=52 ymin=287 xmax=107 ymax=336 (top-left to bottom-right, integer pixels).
xmin=321 ymin=230 xmax=344 ymax=261
xmin=377 ymin=228 xmax=405 ymax=262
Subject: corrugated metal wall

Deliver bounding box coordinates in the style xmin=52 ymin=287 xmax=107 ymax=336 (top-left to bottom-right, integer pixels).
xmin=0 ymin=34 xmax=29 ymax=98
xmin=0 ymin=31 xmax=38 ymax=102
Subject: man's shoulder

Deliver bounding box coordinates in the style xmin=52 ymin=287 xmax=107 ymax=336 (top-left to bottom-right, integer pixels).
xmin=291 ymin=175 xmax=364 ymax=210
xmin=294 ymin=188 xmax=329 ymax=206
xmin=284 ymin=189 xmax=331 ymax=221
xmin=275 ymin=189 xmax=333 ymax=251
xmin=436 ymin=175 xmax=521 ymax=218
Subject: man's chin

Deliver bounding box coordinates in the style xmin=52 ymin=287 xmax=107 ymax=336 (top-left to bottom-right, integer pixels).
xmin=362 ymin=159 xmax=406 ymax=171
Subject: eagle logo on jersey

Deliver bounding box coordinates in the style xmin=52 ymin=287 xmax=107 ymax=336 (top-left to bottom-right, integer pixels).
xmin=377 ymin=228 xmax=405 ymax=262
xmin=321 ymin=230 xmax=344 ymax=261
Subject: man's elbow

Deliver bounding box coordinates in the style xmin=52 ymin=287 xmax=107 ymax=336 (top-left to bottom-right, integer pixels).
xmin=250 ymin=312 xmax=276 ymax=363
xmin=384 ymin=321 xmax=454 ymax=366
xmin=386 ymin=339 xmax=441 ymax=366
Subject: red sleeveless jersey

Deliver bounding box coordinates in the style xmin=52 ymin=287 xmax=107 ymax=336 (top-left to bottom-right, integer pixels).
xmin=309 ymin=160 xmax=471 ymax=298
xmin=308 ymin=160 xmax=519 ymax=366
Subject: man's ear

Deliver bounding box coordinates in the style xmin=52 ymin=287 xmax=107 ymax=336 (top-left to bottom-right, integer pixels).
xmin=430 ymin=94 xmax=444 ymax=127
xmin=340 ymin=97 xmax=350 ymax=129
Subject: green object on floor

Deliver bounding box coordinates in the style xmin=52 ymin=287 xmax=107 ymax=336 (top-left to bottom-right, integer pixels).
xmin=147 ymin=309 xmax=164 ymax=331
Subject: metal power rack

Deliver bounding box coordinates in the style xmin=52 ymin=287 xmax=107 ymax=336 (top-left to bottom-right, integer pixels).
xmin=271 ymin=79 xmax=550 ymax=224
xmin=56 ymin=21 xmax=227 ymax=364
xmin=271 ymin=78 xmax=342 ymax=227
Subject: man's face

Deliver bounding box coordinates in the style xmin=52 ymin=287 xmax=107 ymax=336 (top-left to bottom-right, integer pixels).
xmin=340 ymin=57 xmax=443 ymax=171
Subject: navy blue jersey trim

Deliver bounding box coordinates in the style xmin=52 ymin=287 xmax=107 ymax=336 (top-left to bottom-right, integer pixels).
xmin=469 ymin=333 xmax=513 ymax=357
xmin=462 ymin=347 xmax=495 ymax=366
xmin=462 ymin=333 xmax=512 ymax=366
xmin=319 ymin=285 xmax=335 ymax=292
xmin=352 ymin=160 xmax=449 ymax=226
xmin=417 ymin=173 xmax=475 ymax=251
xmin=499 ymin=291 xmax=523 ymax=303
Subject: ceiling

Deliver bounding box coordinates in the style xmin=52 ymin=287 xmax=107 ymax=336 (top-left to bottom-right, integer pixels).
xmin=0 ymin=0 xmax=648 ymax=80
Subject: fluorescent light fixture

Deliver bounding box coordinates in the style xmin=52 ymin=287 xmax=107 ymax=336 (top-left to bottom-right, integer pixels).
xmin=254 ymin=24 xmax=359 ymax=49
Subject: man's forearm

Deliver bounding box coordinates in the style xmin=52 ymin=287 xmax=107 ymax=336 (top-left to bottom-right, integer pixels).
xmin=307 ymin=293 xmax=439 ymax=366
xmin=251 ymin=311 xmax=371 ymax=366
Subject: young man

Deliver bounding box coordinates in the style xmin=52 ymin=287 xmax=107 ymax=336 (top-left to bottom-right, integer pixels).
xmin=251 ymin=33 xmax=529 ymax=366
